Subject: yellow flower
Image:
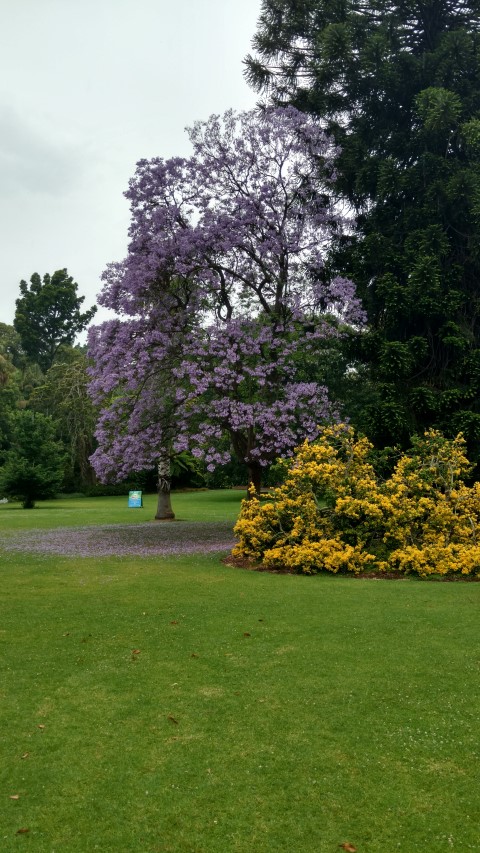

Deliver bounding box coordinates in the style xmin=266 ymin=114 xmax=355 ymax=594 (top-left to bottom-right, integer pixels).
xmin=232 ymin=425 xmax=480 ymax=576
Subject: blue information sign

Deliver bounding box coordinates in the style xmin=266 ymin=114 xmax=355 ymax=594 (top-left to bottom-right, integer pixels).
xmin=128 ymin=490 xmax=143 ymax=508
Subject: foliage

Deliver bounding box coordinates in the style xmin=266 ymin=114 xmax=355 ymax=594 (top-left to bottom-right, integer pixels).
xmin=0 ymin=367 xmax=20 ymax=455
xmin=203 ymin=454 xmax=248 ymax=489
xmin=81 ymin=451 xmax=205 ymax=496
xmin=0 ymin=332 xmax=98 ymax=496
xmin=14 ymin=269 xmax=96 ymax=373
xmin=0 ymin=324 xmax=26 ymax=454
xmin=246 ymin=1 xmax=480 ymax=459
xmin=170 ymin=450 xmax=205 ymax=488
xmin=81 ymin=481 xmax=146 ymax=498
xmin=233 ymin=424 xmax=480 ymax=576
xmin=88 ymin=107 xmax=364 ymax=491
xmin=0 ymin=411 xmax=66 ymax=508
xmin=0 ymin=322 xmax=24 ymax=368
xmin=30 ymin=349 xmax=98 ymax=490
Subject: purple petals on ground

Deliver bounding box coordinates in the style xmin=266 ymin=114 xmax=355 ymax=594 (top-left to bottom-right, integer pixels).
xmin=0 ymin=522 xmax=235 ymax=558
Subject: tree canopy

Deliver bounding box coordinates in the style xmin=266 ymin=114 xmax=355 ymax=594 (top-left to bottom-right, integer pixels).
xmin=246 ymin=0 xmax=480 ymax=458
xmin=14 ymin=269 xmax=96 ymax=373
xmin=88 ymin=107 xmax=364 ymax=493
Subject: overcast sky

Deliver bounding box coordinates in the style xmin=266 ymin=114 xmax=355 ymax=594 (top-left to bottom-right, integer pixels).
xmin=0 ymin=0 xmax=261 ymax=330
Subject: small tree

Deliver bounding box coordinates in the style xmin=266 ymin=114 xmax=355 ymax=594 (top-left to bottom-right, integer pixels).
xmin=0 ymin=411 xmax=65 ymax=508
xmin=14 ymin=269 xmax=97 ymax=373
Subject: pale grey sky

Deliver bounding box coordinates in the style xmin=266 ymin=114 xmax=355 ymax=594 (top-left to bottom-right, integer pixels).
xmin=0 ymin=0 xmax=261 ymax=328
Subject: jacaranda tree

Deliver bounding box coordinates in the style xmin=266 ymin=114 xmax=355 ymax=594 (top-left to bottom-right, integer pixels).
xmin=89 ymin=275 xmax=197 ymax=518
xmin=88 ymin=107 xmax=364 ymax=509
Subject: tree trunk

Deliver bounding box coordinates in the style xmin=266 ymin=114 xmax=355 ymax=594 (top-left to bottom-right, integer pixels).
xmin=155 ymin=452 xmax=175 ymax=520
xmin=247 ymin=463 xmax=262 ymax=498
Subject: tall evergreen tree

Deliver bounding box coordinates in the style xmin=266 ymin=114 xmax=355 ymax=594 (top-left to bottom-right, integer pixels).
xmin=246 ymin=0 xmax=480 ymax=458
xmin=14 ymin=269 xmax=96 ymax=373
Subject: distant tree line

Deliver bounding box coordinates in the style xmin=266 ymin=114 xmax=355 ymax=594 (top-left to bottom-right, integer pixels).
xmin=0 ymin=270 xmax=99 ymax=506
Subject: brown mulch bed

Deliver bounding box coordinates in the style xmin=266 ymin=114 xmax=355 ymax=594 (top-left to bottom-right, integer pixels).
xmin=223 ymin=556 xmax=293 ymax=574
xmin=222 ymin=556 xmax=480 ymax=581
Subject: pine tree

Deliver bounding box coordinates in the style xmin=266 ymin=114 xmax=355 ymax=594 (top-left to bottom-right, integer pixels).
xmin=246 ymin=0 xmax=480 ymax=458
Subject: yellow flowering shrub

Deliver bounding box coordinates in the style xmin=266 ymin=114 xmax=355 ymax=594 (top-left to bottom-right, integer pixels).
xmin=232 ymin=425 xmax=480 ymax=576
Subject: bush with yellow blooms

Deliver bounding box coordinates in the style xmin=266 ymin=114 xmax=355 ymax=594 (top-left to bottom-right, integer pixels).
xmin=232 ymin=425 xmax=480 ymax=576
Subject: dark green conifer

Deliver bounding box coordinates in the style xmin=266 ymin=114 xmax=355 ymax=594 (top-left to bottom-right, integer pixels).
xmin=14 ymin=269 xmax=96 ymax=373
xmin=247 ymin=1 xmax=480 ymax=457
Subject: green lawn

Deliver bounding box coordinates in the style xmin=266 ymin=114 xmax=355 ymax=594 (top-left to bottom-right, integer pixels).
xmin=1 ymin=492 xmax=479 ymax=852
xmin=0 ymin=489 xmax=244 ymax=531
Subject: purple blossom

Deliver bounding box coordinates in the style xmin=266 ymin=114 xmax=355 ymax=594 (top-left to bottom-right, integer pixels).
xmin=0 ymin=522 xmax=235 ymax=558
xmin=88 ymin=107 xmax=365 ymax=488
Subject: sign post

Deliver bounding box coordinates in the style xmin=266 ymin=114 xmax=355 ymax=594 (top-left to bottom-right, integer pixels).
xmin=128 ymin=490 xmax=143 ymax=508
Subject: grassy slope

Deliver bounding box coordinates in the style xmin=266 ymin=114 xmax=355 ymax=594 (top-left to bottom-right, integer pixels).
xmin=0 ymin=493 xmax=479 ymax=852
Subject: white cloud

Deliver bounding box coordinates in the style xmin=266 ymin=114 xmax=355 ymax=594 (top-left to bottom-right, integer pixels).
xmin=0 ymin=106 xmax=83 ymax=195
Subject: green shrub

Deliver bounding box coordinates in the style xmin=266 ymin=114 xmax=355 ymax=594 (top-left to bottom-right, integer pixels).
xmin=0 ymin=411 xmax=65 ymax=508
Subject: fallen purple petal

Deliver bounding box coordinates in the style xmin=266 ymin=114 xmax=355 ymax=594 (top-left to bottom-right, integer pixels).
xmin=0 ymin=522 xmax=235 ymax=558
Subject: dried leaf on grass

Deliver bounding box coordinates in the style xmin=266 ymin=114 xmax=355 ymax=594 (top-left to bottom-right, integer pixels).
xmin=16 ymin=828 xmax=30 ymax=834
xmin=9 ymin=795 xmax=20 ymax=800
xmin=339 ymin=844 xmax=357 ymax=852
xmin=167 ymin=715 xmax=179 ymax=724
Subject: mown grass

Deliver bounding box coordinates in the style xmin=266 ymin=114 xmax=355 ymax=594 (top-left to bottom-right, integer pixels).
xmin=0 ymin=490 xmax=244 ymax=531
xmin=1 ymin=492 xmax=479 ymax=852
